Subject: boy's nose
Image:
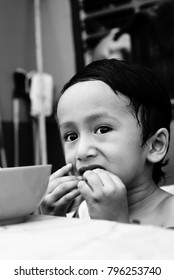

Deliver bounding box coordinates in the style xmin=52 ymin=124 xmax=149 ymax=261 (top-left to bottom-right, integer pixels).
xmin=76 ymin=136 xmax=97 ymax=161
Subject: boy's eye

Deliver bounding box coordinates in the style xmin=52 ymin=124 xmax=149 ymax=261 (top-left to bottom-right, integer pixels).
xmin=95 ymin=126 xmax=112 ymax=134
xmin=64 ymin=132 xmax=78 ymax=142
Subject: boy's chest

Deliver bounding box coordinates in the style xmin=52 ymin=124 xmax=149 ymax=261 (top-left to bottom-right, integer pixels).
xmin=132 ymin=210 xmax=164 ymax=227
xmin=130 ymin=197 xmax=173 ymax=227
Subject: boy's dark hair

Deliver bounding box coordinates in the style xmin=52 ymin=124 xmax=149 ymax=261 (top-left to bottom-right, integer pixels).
xmin=59 ymin=59 xmax=172 ymax=184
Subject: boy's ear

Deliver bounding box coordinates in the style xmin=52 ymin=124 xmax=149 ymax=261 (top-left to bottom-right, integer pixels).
xmin=147 ymin=128 xmax=169 ymax=163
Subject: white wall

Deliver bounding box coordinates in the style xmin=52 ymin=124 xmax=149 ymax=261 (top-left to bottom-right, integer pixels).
xmin=41 ymin=0 xmax=76 ymax=91
xmin=0 ymin=0 xmax=75 ymax=121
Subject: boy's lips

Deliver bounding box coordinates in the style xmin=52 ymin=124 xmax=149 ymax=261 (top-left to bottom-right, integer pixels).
xmin=78 ymin=165 xmax=105 ymax=176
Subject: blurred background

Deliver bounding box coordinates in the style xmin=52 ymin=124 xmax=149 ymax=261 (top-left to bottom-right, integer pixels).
xmin=0 ymin=0 xmax=174 ymax=185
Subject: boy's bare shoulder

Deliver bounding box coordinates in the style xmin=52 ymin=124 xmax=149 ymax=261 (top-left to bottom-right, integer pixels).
xmin=159 ymin=192 xmax=174 ymax=228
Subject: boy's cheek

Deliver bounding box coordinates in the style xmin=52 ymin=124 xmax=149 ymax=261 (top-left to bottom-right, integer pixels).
xmin=65 ymin=160 xmax=77 ymax=176
xmin=64 ymin=152 xmax=77 ymax=174
xmin=64 ymin=147 xmax=74 ymax=161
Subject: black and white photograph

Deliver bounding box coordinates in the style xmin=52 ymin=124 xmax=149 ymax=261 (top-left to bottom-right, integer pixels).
xmin=0 ymin=0 xmax=174 ymax=279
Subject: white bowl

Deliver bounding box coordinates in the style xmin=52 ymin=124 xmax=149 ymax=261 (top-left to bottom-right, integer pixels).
xmin=0 ymin=164 xmax=52 ymax=225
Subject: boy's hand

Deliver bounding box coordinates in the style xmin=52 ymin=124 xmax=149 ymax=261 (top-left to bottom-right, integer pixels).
xmin=78 ymin=168 xmax=129 ymax=223
xmin=41 ymin=163 xmax=81 ymax=216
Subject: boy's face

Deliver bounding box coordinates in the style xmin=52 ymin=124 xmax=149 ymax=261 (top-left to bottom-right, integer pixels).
xmin=57 ymin=81 xmax=150 ymax=188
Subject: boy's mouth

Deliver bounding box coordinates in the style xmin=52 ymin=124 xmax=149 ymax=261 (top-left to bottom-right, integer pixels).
xmin=78 ymin=165 xmax=105 ymax=176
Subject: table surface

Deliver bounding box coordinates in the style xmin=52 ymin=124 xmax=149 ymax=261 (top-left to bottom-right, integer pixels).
xmin=1 ymin=214 xmax=174 ymax=260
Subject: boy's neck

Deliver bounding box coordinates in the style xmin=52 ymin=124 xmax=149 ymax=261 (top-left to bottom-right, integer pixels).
xmin=127 ymin=180 xmax=163 ymax=221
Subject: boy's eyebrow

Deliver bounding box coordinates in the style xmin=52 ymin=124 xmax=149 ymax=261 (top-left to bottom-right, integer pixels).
xmin=86 ymin=113 xmax=118 ymax=122
xmin=59 ymin=112 xmax=119 ymax=128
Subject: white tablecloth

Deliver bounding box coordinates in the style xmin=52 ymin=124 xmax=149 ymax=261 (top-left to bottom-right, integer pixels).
xmin=1 ymin=215 xmax=174 ymax=260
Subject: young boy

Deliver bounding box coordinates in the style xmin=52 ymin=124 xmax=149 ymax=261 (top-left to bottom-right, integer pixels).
xmin=42 ymin=59 xmax=174 ymax=228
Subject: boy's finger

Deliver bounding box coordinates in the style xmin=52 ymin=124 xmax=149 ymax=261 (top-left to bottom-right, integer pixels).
xmin=82 ymin=170 xmax=103 ymax=194
xmin=50 ymin=163 xmax=72 ymax=180
xmin=77 ymin=180 xmax=93 ymax=201
xmin=48 ymin=173 xmax=81 ymax=193
xmin=47 ymin=180 xmax=80 ymax=203
xmin=48 ymin=175 xmax=78 ymax=193
xmin=105 ymin=170 xmax=126 ymax=190
xmin=92 ymin=169 xmax=117 ymax=194
xmin=53 ymin=190 xmax=81 ymax=215
xmin=94 ymin=169 xmax=126 ymax=195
